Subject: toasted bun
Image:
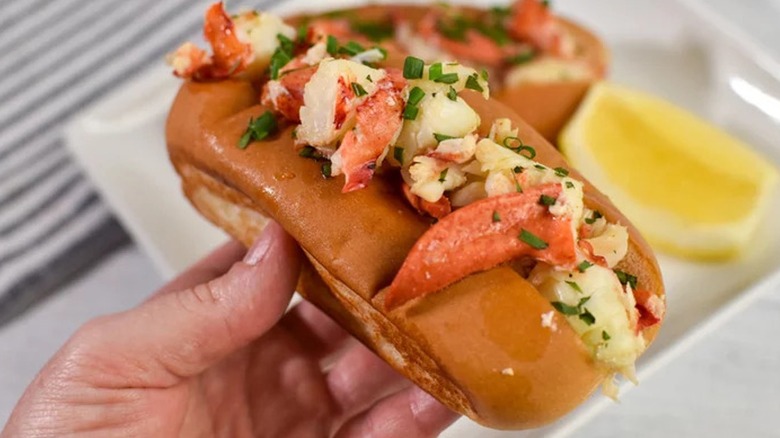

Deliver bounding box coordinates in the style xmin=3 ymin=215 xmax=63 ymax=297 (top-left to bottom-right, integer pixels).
xmin=493 ymin=17 xmax=609 ymax=142
xmin=166 ymin=77 xmax=662 ymax=429
xmin=287 ymin=4 xmax=608 ymax=143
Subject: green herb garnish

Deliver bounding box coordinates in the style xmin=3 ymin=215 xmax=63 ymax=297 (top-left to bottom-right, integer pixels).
xmin=565 ymin=280 xmax=584 ymax=294
xmin=351 ymin=19 xmax=394 ymax=41
xmin=326 ymin=35 xmax=339 ymax=56
xmin=534 ymin=164 xmax=546 ymax=170
xmin=490 ymin=6 xmax=511 ymax=17
xmin=502 ymin=137 xmax=536 ymax=159
xmin=519 ymin=229 xmax=548 ymax=249
xmin=428 ymin=62 xmax=443 ymax=80
xmin=435 ymin=73 xmax=459 ymax=84
xmin=552 ymin=296 xmax=595 ymax=323
xmin=614 ymin=270 xmax=638 ymax=289
xmin=296 ymin=23 xmax=309 ymax=43
xmin=277 ymin=33 xmax=294 ymax=52
xmin=403 ymin=104 xmax=419 ymax=120
xmin=338 ymin=40 xmax=366 ymax=56
xmin=393 ymin=146 xmax=404 ymax=165
xmin=507 ymin=50 xmax=535 ymax=65
xmin=408 ymin=86 xmax=425 ymax=106
xmin=551 ymin=301 xmax=579 ymax=315
xmin=577 ymin=260 xmax=593 ymax=272
xmin=492 ymin=211 xmax=501 ymax=222
xmin=539 ymin=194 xmax=557 ymax=206
xmin=513 ymin=166 xmax=523 ymax=174
xmin=465 ymin=74 xmax=483 ymax=92
xmin=321 ymin=162 xmax=333 ymax=178
xmin=403 ymin=56 xmax=425 ymax=79
xmin=351 ymin=82 xmax=368 ymax=97
xmin=238 ymin=111 xmax=278 ymax=149
xmin=434 ymin=133 xmax=456 ymax=143
xmin=446 ymin=86 xmax=458 ymax=101
xmin=554 ymin=167 xmax=569 ymax=177
xmin=565 ymin=181 xmax=575 ymax=189
xmin=436 ymin=16 xmax=469 ymax=41
xmin=269 ymin=33 xmax=296 ymax=79
xmin=438 ymin=168 xmax=449 ymax=182
xmin=585 ymin=210 xmax=603 ymax=225
xmin=602 ymin=330 xmax=611 ymax=341
xmin=298 ymin=145 xmax=321 ymax=159
xmin=269 ymin=49 xmax=291 ymax=80
xmin=514 ymin=178 xmax=524 ymax=193
xmin=579 ymin=309 xmax=596 ymax=325
xmin=238 ymin=131 xmax=252 ymax=149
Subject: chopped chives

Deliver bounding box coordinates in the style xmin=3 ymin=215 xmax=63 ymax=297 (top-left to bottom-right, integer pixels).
xmin=237 ymin=111 xmax=278 ymax=149
xmin=519 ymin=228 xmax=548 ymax=249
xmin=433 ymin=133 xmax=456 ymax=143
xmin=351 ymin=82 xmax=368 ymax=97
xmin=321 ymin=162 xmax=333 ymax=178
xmin=434 ymin=72 xmax=459 ymax=84
xmin=326 ymin=35 xmax=339 ymax=55
xmin=565 ymin=280 xmax=583 ymax=294
xmin=446 ymin=86 xmax=458 ymax=101
xmin=338 ymin=41 xmax=365 ymax=56
xmin=579 ymin=309 xmax=596 ymax=325
xmin=403 ymin=56 xmax=424 ymax=79
xmin=614 ymin=270 xmax=638 ymax=289
xmin=428 ymin=62 xmax=443 ymax=80
xmin=507 ymin=50 xmax=535 ymax=65
xmin=393 ymin=146 xmax=404 ymax=164
xmin=465 ymin=74 xmax=483 ymax=92
xmin=402 ymin=104 xmax=419 ymax=120
xmin=551 ymin=301 xmax=579 ymax=315
xmin=408 ymin=86 xmax=425 ymax=106
xmin=539 ymin=194 xmax=557 ymax=206
xmin=585 ymin=210 xmax=603 ymax=224
xmin=577 ymin=260 xmax=593 ymax=272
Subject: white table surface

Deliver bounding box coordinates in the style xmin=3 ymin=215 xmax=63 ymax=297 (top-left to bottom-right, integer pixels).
xmin=1 ymin=244 xmax=779 ymax=437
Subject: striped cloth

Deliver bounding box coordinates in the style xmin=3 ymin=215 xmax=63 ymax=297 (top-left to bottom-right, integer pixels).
xmin=0 ymin=0 xmax=286 ymax=326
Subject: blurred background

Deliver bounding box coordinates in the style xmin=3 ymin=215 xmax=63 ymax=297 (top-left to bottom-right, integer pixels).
xmin=1 ymin=0 xmax=779 ymax=436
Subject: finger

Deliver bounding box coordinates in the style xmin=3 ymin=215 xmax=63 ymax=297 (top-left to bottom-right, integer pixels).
xmin=335 ymin=386 xmax=459 ymax=438
xmin=69 ymin=221 xmax=301 ymax=387
xmin=154 ymin=239 xmax=247 ymax=296
xmin=280 ymin=300 xmax=352 ymax=362
xmin=327 ymin=343 xmax=411 ymax=420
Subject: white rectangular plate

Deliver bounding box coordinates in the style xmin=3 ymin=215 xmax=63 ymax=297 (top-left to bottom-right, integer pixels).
xmin=65 ymin=0 xmax=780 ymax=436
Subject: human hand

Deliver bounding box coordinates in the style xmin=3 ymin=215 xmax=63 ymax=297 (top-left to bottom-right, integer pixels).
xmin=2 ymin=222 xmax=458 ymax=437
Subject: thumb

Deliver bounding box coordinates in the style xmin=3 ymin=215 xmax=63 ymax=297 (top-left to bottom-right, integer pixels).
xmin=69 ymin=222 xmax=301 ymax=386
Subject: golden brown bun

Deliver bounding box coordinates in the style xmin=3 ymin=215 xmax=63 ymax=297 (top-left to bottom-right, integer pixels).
xmin=166 ymin=79 xmax=662 ymax=429
xmin=288 ymin=5 xmax=608 ymax=143
xmin=493 ymin=17 xmax=609 ymax=142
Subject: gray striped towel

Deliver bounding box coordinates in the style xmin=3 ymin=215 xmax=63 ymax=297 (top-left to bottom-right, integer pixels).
xmin=0 ymin=0 xmax=286 ymax=327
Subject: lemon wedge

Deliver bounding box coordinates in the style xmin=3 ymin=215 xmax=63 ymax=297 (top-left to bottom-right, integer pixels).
xmin=560 ymin=82 xmax=778 ymax=260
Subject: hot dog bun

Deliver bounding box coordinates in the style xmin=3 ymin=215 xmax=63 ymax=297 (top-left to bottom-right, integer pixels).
xmin=287 ymin=3 xmax=608 ymax=143
xmin=166 ymin=78 xmax=663 ymax=428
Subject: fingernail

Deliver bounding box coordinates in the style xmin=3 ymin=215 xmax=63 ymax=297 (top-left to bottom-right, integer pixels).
xmin=243 ymin=224 xmax=277 ymax=265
